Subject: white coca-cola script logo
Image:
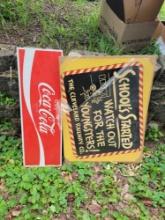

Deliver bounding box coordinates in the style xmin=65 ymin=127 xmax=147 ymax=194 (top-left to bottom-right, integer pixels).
xmin=38 ymin=82 xmax=56 ymax=135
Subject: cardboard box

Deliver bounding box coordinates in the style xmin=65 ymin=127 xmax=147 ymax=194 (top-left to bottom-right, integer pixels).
xmin=100 ymin=0 xmax=159 ymax=51
xmin=106 ymin=0 xmax=164 ymax=23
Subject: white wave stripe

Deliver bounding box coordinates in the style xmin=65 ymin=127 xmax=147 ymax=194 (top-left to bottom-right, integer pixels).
xmin=23 ymin=48 xmax=45 ymax=166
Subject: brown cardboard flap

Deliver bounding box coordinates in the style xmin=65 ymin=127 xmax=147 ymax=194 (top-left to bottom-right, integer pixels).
xmin=153 ymin=21 xmax=165 ymax=42
xmin=106 ymin=0 xmax=164 ymax=23
xmin=135 ymin=0 xmax=164 ymax=23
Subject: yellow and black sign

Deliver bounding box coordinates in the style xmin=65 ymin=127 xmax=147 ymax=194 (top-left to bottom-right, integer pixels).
xmin=61 ymin=56 xmax=155 ymax=162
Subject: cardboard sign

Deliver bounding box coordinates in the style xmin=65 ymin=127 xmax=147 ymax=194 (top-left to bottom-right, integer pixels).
xmin=106 ymin=0 xmax=164 ymax=23
xmin=100 ymin=0 xmax=159 ymax=51
xmin=17 ymin=48 xmax=63 ymax=167
xmin=61 ymin=56 xmax=156 ymax=162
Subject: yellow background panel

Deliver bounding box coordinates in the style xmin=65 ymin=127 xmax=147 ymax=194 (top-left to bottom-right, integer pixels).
xmin=61 ymin=56 xmax=156 ymax=163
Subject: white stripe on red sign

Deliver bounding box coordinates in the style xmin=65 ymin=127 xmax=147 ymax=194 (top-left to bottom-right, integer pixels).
xmin=17 ymin=48 xmax=63 ymax=167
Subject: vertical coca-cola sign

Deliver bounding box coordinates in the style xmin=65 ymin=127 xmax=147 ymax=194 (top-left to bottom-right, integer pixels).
xmin=17 ymin=48 xmax=63 ymax=167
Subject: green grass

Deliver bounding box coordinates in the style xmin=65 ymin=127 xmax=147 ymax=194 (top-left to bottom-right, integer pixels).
xmin=0 ymin=119 xmax=165 ymax=219
xmin=146 ymin=123 xmax=164 ymax=142
xmin=160 ymin=2 xmax=165 ymax=20
xmin=0 ymin=1 xmax=165 ymax=219
xmin=0 ymin=93 xmax=165 ymax=219
xmin=0 ymin=92 xmax=16 ymax=106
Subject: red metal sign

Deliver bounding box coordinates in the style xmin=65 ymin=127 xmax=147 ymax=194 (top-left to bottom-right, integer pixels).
xmin=17 ymin=48 xmax=63 ymax=167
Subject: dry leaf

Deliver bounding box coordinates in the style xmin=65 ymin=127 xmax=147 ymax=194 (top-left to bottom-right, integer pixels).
xmin=143 ymin=199 xmax=153 ymax=207
xmin=93 ymin=165 xmax=102 ymax=173
xmin=0 ymin=180 xmax=6 ymax=191
xmin=123 ymin=193 xmax=134 ymax=202
xmin=12 ymin=210 xmax=21 ymax=217
xmin=88 ymin=201 xmax=101 ymax=214
xmin=67 ymin=194 xmax=75 ymax=203
xmin=121 ymin=184 xmax=129 ymax=197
